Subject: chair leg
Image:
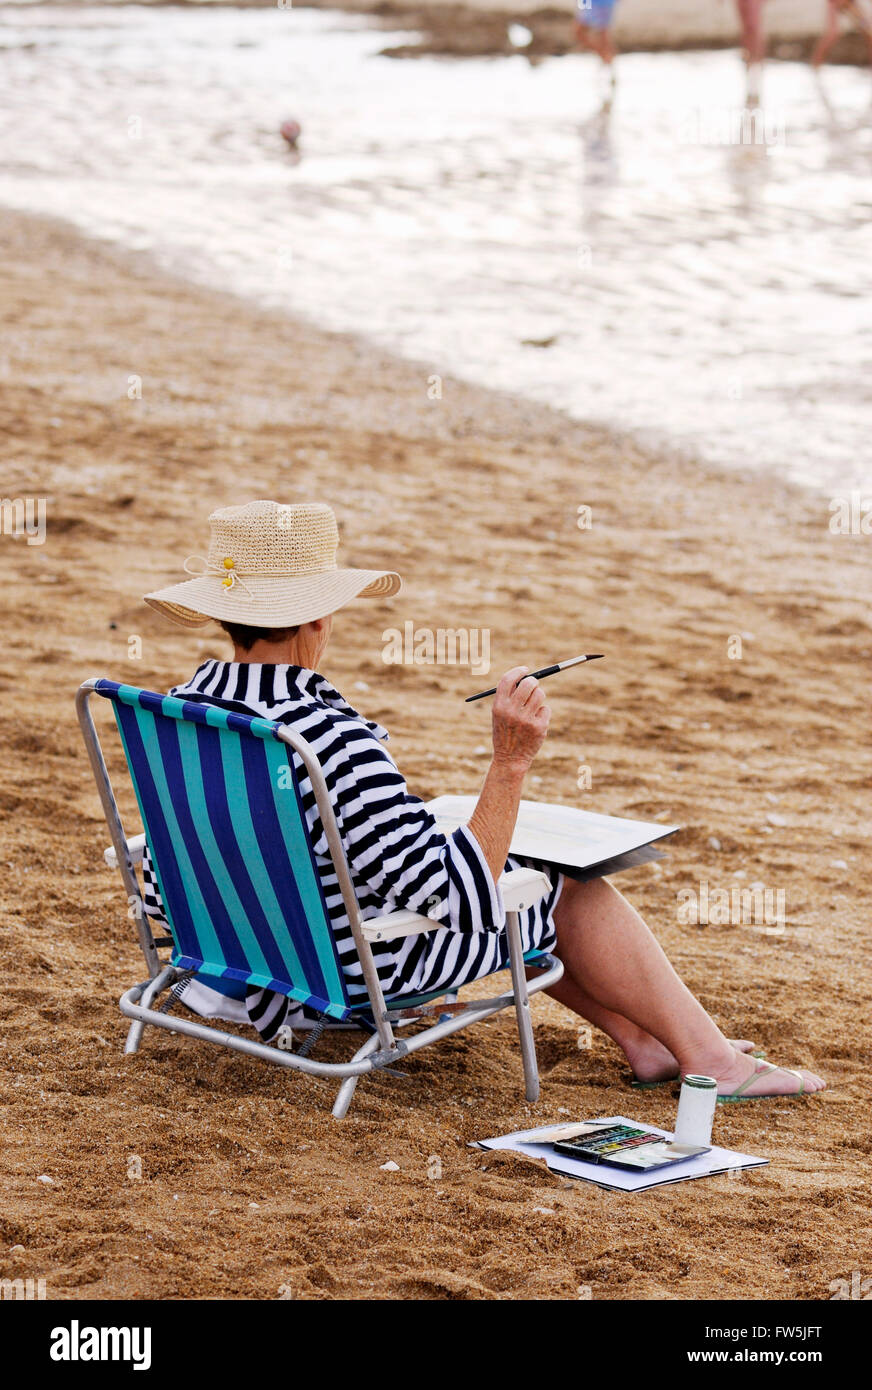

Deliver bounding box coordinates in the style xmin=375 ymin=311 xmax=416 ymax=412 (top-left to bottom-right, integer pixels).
xmin=506 ymin=909 xmax=540 ymax=1103
xmin=438 ymin=989 xmax=458 ymax=1022
xmin=124 ymin=1020 xmax=146 ymax=1054
xmin=122 ymin=965 xmax=176 ymax=1057
xmin=332 ymin=1032 xmax=382 ymax=1120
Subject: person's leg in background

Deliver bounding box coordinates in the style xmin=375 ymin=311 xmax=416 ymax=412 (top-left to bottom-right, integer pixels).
xmin=813 ymin=0 xmax=848 ymax=67
xmin=736 ymin=0 xmax=766 ymax=100
xmin=813 ymin=1 xmax=872 ymax=67
xmin=572 ymin=0 xmax=617 ymax=68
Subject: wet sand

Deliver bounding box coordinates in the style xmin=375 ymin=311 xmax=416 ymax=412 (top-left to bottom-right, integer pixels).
xmin=359 ymin=3 xmax=865 ymax=65
xmin=1 ymin=208 xmax=871 ymax=1301
xmin=226 ymin=0 xmax=864 ymax=64
xmin=47 ymin=0 xmax=866 ymax=62
xmin=325 ymin=1 xmax=848 ymax=64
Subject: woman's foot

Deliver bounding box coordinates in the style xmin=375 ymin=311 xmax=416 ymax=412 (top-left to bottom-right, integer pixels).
xmin=711 ymin=1052 xmax=826 ymax=1100
xmin=628 ymin=1036 xmax=759 ymax=1084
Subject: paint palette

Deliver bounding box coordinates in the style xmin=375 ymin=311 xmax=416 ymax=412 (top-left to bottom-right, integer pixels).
xmin=553 ymin=1123 xmax=710 ymax=1172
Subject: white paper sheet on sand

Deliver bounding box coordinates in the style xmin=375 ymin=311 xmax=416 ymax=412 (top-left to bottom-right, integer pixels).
xmin=426 ymin=796 xmax=678 ymax=873
xmin=475 ymin=1116 xmax=768 ymax=1192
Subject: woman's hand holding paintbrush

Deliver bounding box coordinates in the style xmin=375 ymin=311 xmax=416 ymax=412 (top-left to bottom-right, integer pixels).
xmin=489 ymin=666 xmax=553 ymax=774
xmin=465 ymin=659 xmax=603 ymax=880
xmin=467 ymin=666 xmax=553 ymax=881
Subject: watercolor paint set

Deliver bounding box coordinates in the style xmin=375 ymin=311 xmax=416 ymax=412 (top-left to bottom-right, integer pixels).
xmin=552 ymin=1122 xmax=710 ymax=1173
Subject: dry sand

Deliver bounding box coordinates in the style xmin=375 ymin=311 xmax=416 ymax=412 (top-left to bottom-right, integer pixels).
xmin=1 ymin=208 xmax=871 ymax=1301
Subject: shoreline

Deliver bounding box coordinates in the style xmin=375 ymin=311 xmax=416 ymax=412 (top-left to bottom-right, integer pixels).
xmin=2 ymin=206 xmax=871 ymax=1300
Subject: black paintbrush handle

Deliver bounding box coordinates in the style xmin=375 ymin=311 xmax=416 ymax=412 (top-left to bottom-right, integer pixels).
xmin=465 ymin=662 xmax=565 ymax=703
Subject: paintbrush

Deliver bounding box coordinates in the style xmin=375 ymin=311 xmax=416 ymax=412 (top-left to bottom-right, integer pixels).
xmin=464 ymin=653 xmax=603 ymax=703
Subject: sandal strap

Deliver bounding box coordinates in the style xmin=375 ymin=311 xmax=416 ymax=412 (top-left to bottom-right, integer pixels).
xmin=782 ymin=1066 xmax=805 ymax=1096
xmin=726 ymin=1057 xmax=774 ymax=1099
xmin=725 ymin=1059 xmax=806 ymax=1100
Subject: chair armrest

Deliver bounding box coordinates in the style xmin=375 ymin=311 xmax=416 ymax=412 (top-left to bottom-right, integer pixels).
xmin=499 ymin=867 xmax=552 ymax=913
xmin=361 ymin=867 xmax=552 ymax=943
xmin=361 ymin=909 xmax=442 ymax=943
xmin=104 ymin=832 xmax=146 ymax=870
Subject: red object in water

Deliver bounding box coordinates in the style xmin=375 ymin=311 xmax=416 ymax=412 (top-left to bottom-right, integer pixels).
xmin=280 ymin=119 xmax=301 ymax=147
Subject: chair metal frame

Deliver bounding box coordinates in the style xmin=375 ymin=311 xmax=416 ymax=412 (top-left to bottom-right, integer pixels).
xmin=76 ymin=678 xmax=564 ymax=1118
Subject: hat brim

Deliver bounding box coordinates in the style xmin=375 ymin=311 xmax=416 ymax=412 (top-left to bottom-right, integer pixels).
xmin=144 ymin=567 xmax=401 ymax=630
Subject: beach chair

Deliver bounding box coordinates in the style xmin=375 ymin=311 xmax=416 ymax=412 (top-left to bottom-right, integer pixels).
xmin=76 ymin=678 xmax=564 ymax=1119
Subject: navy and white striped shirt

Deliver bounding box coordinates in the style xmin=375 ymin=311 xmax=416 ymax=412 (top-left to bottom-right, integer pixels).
xmin=141 ymin=662 xmax=561 ymax=1037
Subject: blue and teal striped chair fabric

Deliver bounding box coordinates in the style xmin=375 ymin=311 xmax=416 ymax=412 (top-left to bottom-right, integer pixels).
xmin=95 ymin=680 xmax=351 ymax=1021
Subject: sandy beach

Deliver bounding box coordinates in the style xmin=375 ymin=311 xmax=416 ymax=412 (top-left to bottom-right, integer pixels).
xmin=1 ymin=207 xmax=870 ymax=1301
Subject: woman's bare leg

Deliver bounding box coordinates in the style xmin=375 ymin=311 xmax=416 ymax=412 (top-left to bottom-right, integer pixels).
xmin=812 ymin=4 xmax=840 ymax=66
xmin=544 ymin=970 xmax=755 ymax=1081
xmin=813 ymin=1 xmax=872 ymax=66
xmin=549 ymin=876 xmax=825 ymax=1095
xmin=737 ymin=0 xmax=766 ymax=65
xmin=573 ymin=21 xmax=616 ymax=66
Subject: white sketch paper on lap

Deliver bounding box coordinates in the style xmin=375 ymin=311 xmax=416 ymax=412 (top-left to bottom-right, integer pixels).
xmin=426 ymin=795 xmax=679 ymax=877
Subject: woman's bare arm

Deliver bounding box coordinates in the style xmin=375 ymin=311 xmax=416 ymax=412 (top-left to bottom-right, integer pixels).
xmin=467 ymin=665 xmax=551 ymax=884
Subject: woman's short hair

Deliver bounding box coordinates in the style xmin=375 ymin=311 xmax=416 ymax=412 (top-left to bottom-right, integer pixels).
xmin=220 ymin=621 xmax=300 ymax=651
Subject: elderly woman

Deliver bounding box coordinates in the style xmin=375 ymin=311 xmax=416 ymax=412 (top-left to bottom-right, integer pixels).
xmin=142 ymin=501 xmax=823 ymax=1101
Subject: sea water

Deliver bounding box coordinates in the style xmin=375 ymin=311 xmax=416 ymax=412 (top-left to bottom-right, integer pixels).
xmin=1 ymin=4 xmax=870 ymax=493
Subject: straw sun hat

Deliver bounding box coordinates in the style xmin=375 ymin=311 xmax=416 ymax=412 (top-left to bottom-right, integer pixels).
xmin=144 ymin=500 xmax=401 ymax=629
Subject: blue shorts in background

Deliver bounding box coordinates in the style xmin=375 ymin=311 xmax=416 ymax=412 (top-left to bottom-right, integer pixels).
xmin=575 ymin=0 xmax=617 ymax=30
